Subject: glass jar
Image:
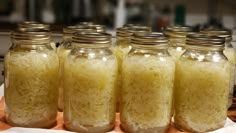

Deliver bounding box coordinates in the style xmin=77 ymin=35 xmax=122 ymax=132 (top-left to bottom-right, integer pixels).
xmin=164 ymin=26 xmax=192 ymax=61
xmin=200 ymin=29 xmax=236 ymax=108
xmin=63 ymin=32 xmax=117 ymax=133
xmin=174 ymin=33 xmax=231 ymax=132
xmin=120 ymin=33 xmax=175 ymax=133
xmin=17 ymin=21 xmax=57 ymax=50
xmin=4 ymin=29 xmax=59 ymax=128
xmin=57 ymin=26 xmax=96 ymax=111
xmin=114 ymin=26 xmax=151 ymax=112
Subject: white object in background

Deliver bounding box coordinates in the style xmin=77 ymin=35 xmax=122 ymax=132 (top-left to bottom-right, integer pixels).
xmin=115 ymin=0 xmax=126 ymax=28
xmin=41 ymin=0 xmax=55 ymax=23
xmin=185 ymin=13 xmax=208 ymax=26
xmin=0 ymin=84 xmax=3 ymax=98
xmin=222 ymin=15 xmax=235 ymax=30
xmin=9 ymin=0 xmax=26 ymax=22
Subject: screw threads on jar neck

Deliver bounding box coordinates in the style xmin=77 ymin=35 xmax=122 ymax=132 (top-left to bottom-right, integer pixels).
xmin=164 ymin=26 xmax=192 ymax=38
xmin=131 ymin=32 xmax=168 ymax=49
xmin=18 ymin=21 xmax=50 ymax=31
xmin=186 ymin=33 xmax=225 ymax=51
xmin=116 ymin=26 xmax=152 ymax=39
xmin=63 ymin=25 xmax=97 ymax=39
xmin=72 ymin=32 xmax=112 ymax=48
xmin=11 ymin=29 xmax=51 ymax=45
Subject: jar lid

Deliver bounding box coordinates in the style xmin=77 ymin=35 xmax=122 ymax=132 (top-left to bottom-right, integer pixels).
xmin=131 ymin=32 xmax=168 ymax=46
xmin=186 ymin=33 xmax=225 ymax=48
xmin=116 ymin=26 xmax=151 ymax=38
xmin=72 ymin=32 xmax=111 ymax=45
xmin=200 ymin=29 xmax=232 ymax=41
xmin=18 ymin=21 xmax=50 ymax=31
xmin=63 ymin=25 xmax=97 ymax=35
xmin=11 ymin=29 xmax=51 ymax=42
xmin=164 ymin=26 xmax=192 ymax=38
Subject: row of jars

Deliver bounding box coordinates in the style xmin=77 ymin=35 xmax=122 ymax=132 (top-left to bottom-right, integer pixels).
xmin=3 ymin=21 xmax=236 ymax=133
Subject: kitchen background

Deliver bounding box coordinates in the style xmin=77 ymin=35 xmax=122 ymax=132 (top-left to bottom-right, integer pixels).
xmin=0 ymin=0 xmax=236 ymax=84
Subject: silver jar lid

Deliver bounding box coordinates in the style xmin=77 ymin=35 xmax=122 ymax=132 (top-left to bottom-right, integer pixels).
xmin=164 ymin=26 xmax=192 ymax=38
xmin=116 ymin=26 xmax=151 ymax=38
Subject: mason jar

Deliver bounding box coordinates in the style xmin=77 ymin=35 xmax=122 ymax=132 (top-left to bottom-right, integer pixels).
xmin=63 ymin=32 xmax=118 ymax=133
xmin=114 ymin=26 xmax=151 ymax=111
xmin=17 ymin=21 xmax=57 ymax=50
xmin=4 ymin=29 xmax=59 ymax=128
xmin=200 ymin=29 xmax=236 ymax=108
xmin=120 ymin=33 xmax=175 ymax=133
xmin=164 ymin=26 xmax=192 ymax=61
xmin=174 ymin=33 xmax=231 ymax=132
xmin=57 ymin=25 xmax=96 ymax=111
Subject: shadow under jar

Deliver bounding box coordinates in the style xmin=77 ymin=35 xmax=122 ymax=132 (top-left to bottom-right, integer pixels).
xmin=63 ymin=32 xmax=118 ymax=133
xmin=4 ymin=29 xmax=59 ymax=128
xmin=174 ymin=33 xmax=231 ymax=132
xmin=120 ymin=33 xmax=175 ymax=133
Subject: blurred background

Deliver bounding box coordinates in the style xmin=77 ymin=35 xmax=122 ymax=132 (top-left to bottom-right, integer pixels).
xmin=0 ymin=0 xmax=235 ymax=31
xmin=0 ymin=0 xmax=236 ymax=84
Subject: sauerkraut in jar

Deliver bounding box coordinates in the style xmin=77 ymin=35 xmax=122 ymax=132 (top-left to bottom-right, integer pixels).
xmin=113 ymin=26 xmax=151 ymax=111
xmin=200 ymin=29 xmax=236 ymax=108
xmin=174 ymin=33 xmax=231 ymax=132
xmin=63 ymin=32 xmax=117 ymax=133
xmin=57 ymin=26 xmax=96 ymax=111
xmin=164 ymin=26 xmax=192 ymax=61
xmin=4 ymin=29 xmax=59 ymax=128
xmin=120 ymin=33 xmax=175 ymax=133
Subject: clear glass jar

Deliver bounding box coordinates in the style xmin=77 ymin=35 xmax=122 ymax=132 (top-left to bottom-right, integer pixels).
xmin=164 ymin=26 xmax=192 ymax=61
xmin=63 ymin=32 xmax=117 ymax=133
xmin=57 ymin=26 xmax=96 ymax=111
xmin=17 ymin=21 xmax=57 ymax=50
xmin=113 ymin=26 xmax=151 ymax=112
xmin=4 ymin=29 xmax=59 ymax=128
xmin=174 ymin=33 xmax=231 ymax=132
xmin=200 ymin=29 xmax=236 ymax=108
xmin=120 ymin=33 xmax=175 ymax=133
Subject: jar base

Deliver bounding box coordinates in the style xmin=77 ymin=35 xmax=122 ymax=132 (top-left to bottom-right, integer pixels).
xmin=5 ymin=117 xmax=57 ymax=128
xmin=120 ymin=122 xmax=170 ymax=133
xmin=65 ymin=122 xmax=115 ymax=133
xmin=173 ymin=121 xmax=224 ymax=133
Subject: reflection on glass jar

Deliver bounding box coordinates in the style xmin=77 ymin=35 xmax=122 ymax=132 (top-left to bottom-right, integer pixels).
xmin=174 ymin=33 xmax=230 ymax=132
xmin=57 ymin=25 xmax=96 ymax=111
xmin=4 ymin=29 xmax=59 ymax=128
xmin=120 ymin=33 xmax=175 ymax=133
xmin=63 ymin=32 xmax=117 ymax=133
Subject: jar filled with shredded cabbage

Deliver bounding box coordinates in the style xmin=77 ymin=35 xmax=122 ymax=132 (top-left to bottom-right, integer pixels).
xmin=164 ymin=26 xmax=192 ymax=61
xmin=120 ymin=33 xmax=175 ymax=133
xmin=174 ymin=33 xmax=231 ymax=132
xmin=57 ymin=25 xmax=96 ymax=111
xmin=4 ymin=29 xmax=59 ymax=128
xmin=200 ymin=29 xmax=236 ymax=108
xmin=113 ymin=26 xmax=151 ymax=112
xmin=63 ymin=32 xmax=117 ymax=133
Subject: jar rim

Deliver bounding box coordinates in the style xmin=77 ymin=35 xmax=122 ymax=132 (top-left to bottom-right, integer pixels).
xmin=18 ymin=21 xmax=50 ymax=30
xmin=116 ymin=26 xmax=151 ymax=38
xmin=186 ymin=33 xmax=225 ymax=48
xmin=164 ymin=25 xmax=192 ymax=38
xmin=131 ymin=32 xmax=168 ymax=48
xmin=72 ymin=32 xmax=111 ymax=45
xmin=200 ymin=29 xmax=232 ymax=41
xmin=63 ymin=25 xmax=97 ymax=35
xmin=11 ymin=29 xmax=51 ymax=41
